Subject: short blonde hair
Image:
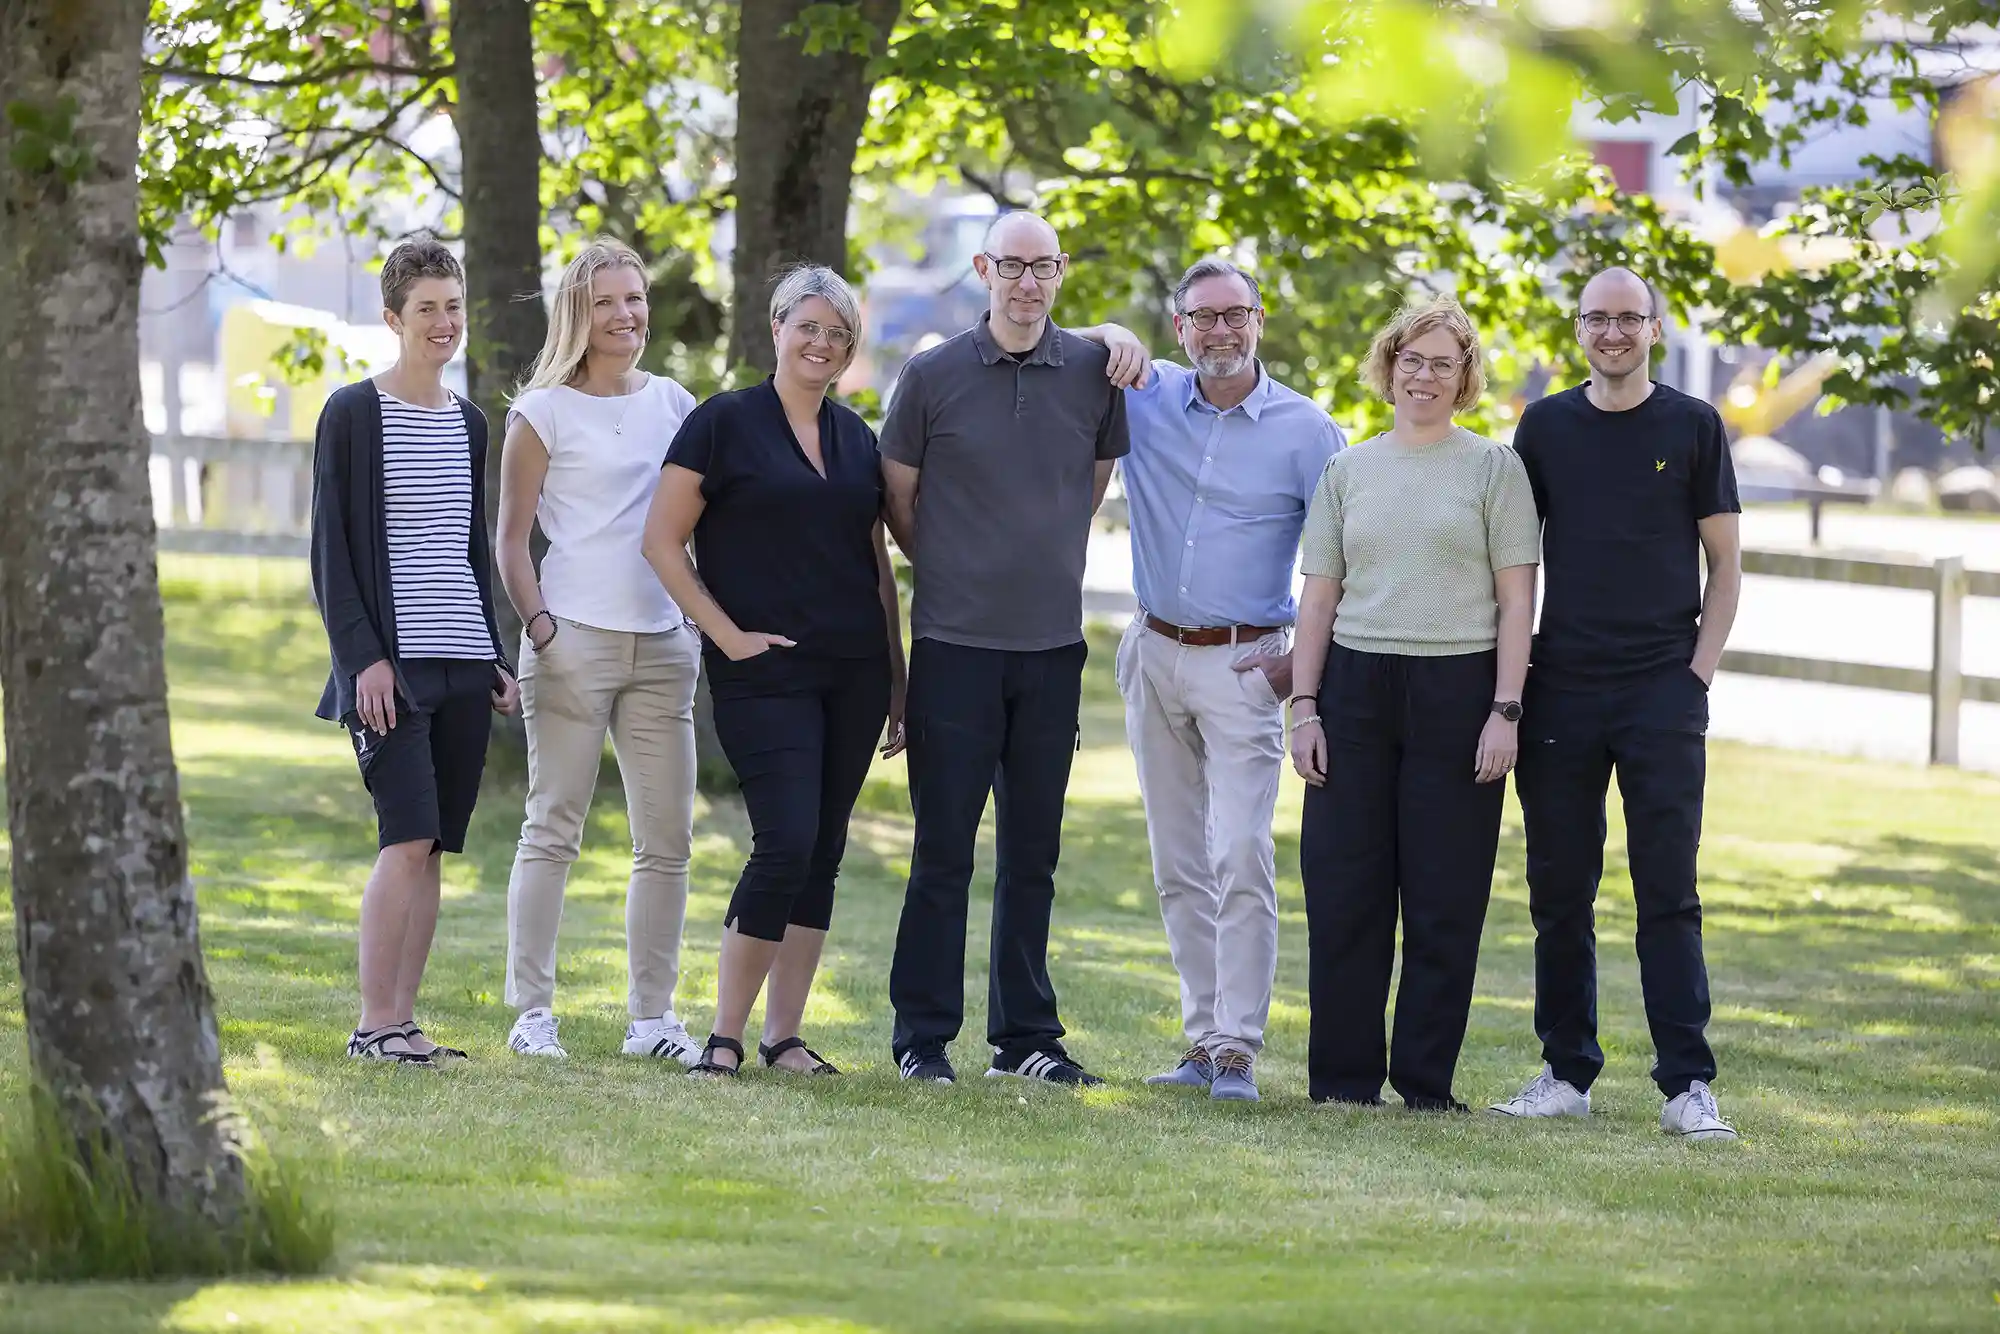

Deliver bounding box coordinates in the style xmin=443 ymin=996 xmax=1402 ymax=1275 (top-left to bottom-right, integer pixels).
xmin=1361 ymin=296 xmax=1486 ymax=412
xmin=769 ymin=263 xmax=864 ymax=372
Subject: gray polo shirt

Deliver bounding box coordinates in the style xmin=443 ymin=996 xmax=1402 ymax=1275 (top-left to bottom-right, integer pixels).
xmin=880 ymin=315 xmax=1130 ymax=652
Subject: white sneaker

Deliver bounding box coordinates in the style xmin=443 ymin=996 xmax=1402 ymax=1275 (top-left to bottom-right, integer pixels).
xmin=507 ymin=1007 xmax=567 ymax=1058
xmin=1661 ymin=1080 xmax=1739 ymax=1141
xmin=623 ymin=1013 xmax=701 ymax=1066
xmin=1488 ymin=1063 xmax=1591 ymax=1119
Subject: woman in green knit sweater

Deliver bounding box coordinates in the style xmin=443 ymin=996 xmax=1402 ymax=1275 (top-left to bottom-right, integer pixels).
xmin=1286 ymin=297 xmax=1539 ymax=1111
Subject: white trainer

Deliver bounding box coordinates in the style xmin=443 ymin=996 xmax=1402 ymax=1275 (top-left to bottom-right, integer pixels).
xmin=623 ymin=1013 xmax=701 ymax=1066
xmin=507 ymin=1007 xmax=567 ymax=1058
xmin=1488 ymin=1064 xmax=1591 ymax=1119
xmin=1662 ymin=1080 xmax=1739 ymax=1141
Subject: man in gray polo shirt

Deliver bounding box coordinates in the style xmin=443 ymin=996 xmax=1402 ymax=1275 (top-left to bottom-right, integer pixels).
xmin=880 ymin=210 xmax=1129 ymax=1087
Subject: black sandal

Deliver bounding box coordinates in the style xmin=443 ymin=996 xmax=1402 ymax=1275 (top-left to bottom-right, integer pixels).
xmin=347 ymin=1026 xmax=432 ymax=1065
xmin=689 ymin=1034 xmax=745 ymax=1078
xmin=759 ymin=1036 xmax=840 ymax=1075
xmin=399 ymin=1022 xmax=468 ymax=1061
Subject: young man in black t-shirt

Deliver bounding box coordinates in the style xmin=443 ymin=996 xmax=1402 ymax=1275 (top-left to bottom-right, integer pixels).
xmin=1490 ymin=267 xmax=1743 ymax=1141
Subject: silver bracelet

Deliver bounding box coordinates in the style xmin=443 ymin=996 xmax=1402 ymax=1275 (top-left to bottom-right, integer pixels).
xmin=1291 ymin=714 xmax=1320 ymax=728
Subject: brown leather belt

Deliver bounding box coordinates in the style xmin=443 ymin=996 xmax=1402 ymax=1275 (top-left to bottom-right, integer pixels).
xmin=1143 ymin=613 xmax=1285 ymax=647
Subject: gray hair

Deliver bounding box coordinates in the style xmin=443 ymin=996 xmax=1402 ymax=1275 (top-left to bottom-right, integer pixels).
xmin=769 ymin=264 xmax=863 ymax=348
xmin=1172 ymin=258 xmax=1263 ymax=314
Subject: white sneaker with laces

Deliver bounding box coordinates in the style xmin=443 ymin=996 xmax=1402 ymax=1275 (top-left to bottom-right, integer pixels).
xmin=1661 ymin=1080 xmax=1739 ymax=1141
xmin=508 ymin=1007 xmax=567 ymax=1058
xmin=1488 ymin=1063 xmax=1591 ymax=1119
xmin=623 ymin=1013 xmax=701 ymax=1066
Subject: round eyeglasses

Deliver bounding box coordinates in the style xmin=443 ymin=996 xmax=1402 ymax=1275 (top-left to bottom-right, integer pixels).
xmin=1395 ymin=351 xmax=1467 ymax=377
xmin=791 ymin=319 xmax=855 ymax=350
xmin=1183 ymin=306 xmax=1260 ymax=331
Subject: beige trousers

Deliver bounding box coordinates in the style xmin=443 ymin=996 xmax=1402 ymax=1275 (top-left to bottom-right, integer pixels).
xmin=1115 ymin=615 xmax=1288 ymax=1058
xmin=504 ymin=617 xmax=700 ymax=1018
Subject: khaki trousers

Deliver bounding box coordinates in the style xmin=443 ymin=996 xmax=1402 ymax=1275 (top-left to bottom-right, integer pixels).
xmin=504 ymin=617 xmax=700 ymax=1018
xmin=1114 ymin=616 xmax=1287 ymax=1058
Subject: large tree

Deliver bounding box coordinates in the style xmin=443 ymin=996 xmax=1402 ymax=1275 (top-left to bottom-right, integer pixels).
xmin=1 ymin=0 xmax=243 ymax=1231
xmin=728 ymin=0 xmax=901 ymax=372
xmin=451 ymin=0 xmax=548 ymax=748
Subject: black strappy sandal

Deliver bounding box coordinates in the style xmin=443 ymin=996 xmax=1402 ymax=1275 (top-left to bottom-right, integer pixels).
xmin=689 ymin=1034 xmax=745 ymax=1078
xmin=347 ymin=1026 xmax=432 ymax=1065
xmin=398 ymin=1022 xmax=469 ymax=1061
xmin=759 ymin=1036 xmax=840 ymax=1075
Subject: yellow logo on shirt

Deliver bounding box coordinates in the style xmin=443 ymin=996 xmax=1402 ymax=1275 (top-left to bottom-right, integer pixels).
xmin=1654 ymin=459 xmax=1666 ymax=472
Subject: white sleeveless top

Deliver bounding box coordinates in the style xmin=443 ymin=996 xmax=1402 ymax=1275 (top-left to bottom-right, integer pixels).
xmin=508 ymin=373 xmax=698 ymax=634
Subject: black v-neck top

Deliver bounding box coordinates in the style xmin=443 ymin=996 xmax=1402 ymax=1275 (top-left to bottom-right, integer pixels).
xmin=664 ymin=378 xmax=886 ymax=658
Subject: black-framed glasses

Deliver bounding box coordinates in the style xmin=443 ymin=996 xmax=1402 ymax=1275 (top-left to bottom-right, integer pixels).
xmin=792 ymin=319 xmax=855 ymax=350
xmin=1183 ymin=306 xmax=1260 ymax=331
xmin=984 ymin=254 xmax=1064 ymax=280
xmin=1579 ymin=311 xmax=1654 ymax=334
xmin=1395 ymin=350 xmax=1467 ymax=377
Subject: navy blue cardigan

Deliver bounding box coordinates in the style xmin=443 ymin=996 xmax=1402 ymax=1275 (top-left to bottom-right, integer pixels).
xmin=308 ymin=379 xmax=510 ymax=723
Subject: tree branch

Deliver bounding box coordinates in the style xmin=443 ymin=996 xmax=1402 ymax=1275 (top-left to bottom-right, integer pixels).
xmin=147 ymin=60 xmax=452 ymax=90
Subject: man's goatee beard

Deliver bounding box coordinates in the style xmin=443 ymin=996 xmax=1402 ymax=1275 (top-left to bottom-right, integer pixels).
xmin=1197 ymin=350 xmax=1251 ymax=378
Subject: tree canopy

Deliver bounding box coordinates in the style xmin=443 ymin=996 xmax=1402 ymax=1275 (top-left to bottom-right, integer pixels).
xmin=142 ymin=0 xmax=1999 ymax=442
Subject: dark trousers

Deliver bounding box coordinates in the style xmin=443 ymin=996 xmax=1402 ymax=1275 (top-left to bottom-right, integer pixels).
xmin=1515 ymin=664 xmax=1716 ymax=1097
xmin=708 ymin=652 xmax=891 ymax=942
xmin=1300 ymin=644 xmax=1503 ymax=1106
xmin=889 ymin=637 xmax=1085 ymax=1060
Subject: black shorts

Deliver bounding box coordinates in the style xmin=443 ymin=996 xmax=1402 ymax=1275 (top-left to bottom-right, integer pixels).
xmin=343 ymin=658 xmax=495 ymax=854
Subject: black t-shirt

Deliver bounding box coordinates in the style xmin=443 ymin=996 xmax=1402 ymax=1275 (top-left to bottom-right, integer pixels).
xmin=1514 ymin=382 xmax=1740 ymax=688
xmin=663 ymin=379 xmax=885 ymax=659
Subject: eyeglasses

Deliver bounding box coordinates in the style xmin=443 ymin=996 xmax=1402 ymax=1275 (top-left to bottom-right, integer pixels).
xmin=1183 ymin=306 xmax=1260 ymax=331
xmin=791 ymin=319 xmax=855 ymax=350
xmin=1395 ymin=351 xmax=1467 ymax=377
xmin=1579 ymin=312 xmax=1654 ymax=334
xmin=984 ymin=254 xmax=1064 ymax=280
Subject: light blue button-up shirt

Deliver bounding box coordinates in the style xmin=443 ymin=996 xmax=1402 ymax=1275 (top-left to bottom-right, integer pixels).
xmin=1122 ymin=359 xmax=1345 ymax=628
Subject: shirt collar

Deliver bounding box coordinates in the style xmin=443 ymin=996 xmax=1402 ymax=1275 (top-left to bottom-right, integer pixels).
xmin=1182 ymin=359 xmax=1274 ymax=422
xmin=972 ymin=313 xmax=1065 ymax=367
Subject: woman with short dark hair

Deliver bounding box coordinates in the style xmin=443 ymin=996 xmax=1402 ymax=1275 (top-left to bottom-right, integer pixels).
xmin=310 ymin=234 xmax=518 ymax=1065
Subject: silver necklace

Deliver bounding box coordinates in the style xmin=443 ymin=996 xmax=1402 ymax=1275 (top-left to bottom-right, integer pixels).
xmin=613 ymin=371 xmax=640 ymax=434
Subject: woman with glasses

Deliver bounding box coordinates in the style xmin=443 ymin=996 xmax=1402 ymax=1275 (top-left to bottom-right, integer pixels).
xmin=1286 ymin=296 xmax=1540 ymax=1112
xmin=643 ymin=265 xmax=906 ymax=1077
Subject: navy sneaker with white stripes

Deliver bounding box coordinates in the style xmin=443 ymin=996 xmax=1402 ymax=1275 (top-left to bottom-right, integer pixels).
xmin=984 ymin=1047 xmax=1104 ymax=1087
xmin=899 ymin=1050 xmax=957 ymax=1084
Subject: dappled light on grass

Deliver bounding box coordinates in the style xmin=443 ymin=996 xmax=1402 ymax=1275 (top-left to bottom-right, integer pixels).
xmin=0 ymin=569 xmax=1996 ymax=1328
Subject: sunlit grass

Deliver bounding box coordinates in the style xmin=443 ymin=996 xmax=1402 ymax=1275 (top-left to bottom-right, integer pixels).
xmin=0 ymin=555 xmax=1996 ymax=1329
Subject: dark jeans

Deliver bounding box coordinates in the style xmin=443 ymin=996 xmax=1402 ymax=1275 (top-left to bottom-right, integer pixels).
xmin=1300 ymin=644 xmax=1503 ymax=1106
xmin=889 ymin=637 xmax=1086 ymax=1061
xmin=1515 ymin=664 xmax=1716 ymax=1098
xmin=708 ymin=651 xmax=890 ymax=942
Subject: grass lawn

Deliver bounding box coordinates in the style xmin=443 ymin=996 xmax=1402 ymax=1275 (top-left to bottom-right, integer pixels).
xmin=2 ymin=555 xmax=1998 ymax=1332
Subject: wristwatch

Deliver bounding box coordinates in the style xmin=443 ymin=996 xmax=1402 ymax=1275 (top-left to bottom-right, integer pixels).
xmin=1491 ymin=699 xmax=1523 ymax=722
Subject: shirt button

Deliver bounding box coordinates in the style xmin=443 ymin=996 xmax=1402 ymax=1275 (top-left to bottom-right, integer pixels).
xmin=1179 ymin=586 xmax=1187 ymax=593
xmin=1186 ymin=539 xmax=1194 ymax=547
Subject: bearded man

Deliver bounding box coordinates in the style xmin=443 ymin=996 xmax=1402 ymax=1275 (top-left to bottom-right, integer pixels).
xmin=1081 ymin=258 xmax=1345 ymax=1102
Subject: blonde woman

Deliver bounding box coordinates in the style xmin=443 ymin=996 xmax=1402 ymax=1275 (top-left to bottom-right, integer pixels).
xmin=496 ymin=237 xmax=703 ymax=1062
xmin=1287 ymin=297 xmax=1539 ymax=1111
xmin=643 ymin=265 xmax=905 ymax=1077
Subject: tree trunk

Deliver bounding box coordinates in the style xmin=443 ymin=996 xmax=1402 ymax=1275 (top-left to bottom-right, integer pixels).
xmin=450 ymin=0 xmax=546 ymax=769
xmin=0 ymin=0 xmax=244 ymax=1230
xmin=727 ymin=0 xmax=901 ymax=374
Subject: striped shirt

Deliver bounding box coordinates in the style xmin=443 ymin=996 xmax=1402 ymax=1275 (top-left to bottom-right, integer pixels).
xmin=379 ymin=391 xmax=496 ymax=660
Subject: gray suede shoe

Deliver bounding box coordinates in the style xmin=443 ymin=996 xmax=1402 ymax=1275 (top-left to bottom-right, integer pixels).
xmin=1209 ymin=1051 xmax=1259 ymax=1102
xmin=1144 ymin=1046 xmax=1214 ymax=1088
